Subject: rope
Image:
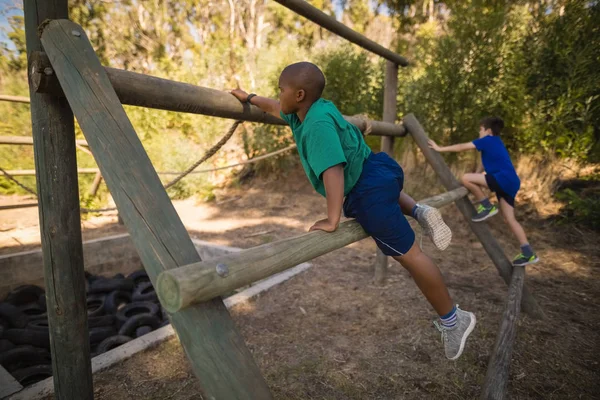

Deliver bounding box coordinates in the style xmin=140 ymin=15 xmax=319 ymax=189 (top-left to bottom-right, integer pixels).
xmin=353 ymin=114 xmax=373 ymax=136
xmin=0 ymin=166 xmax=38 ymax=196
xmin=163 ymin=120 xmax=241 ymax=189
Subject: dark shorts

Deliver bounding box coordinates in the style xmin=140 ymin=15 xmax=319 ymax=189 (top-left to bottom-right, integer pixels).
xmin=343 ymin=152 xmax=415 ymax=257
xmin=485 ymin=174 xmax=515 ymax=207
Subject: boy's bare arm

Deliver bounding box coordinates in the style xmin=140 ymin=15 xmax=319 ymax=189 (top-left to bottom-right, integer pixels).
xmin=230 ymin=89 xmax=281 ymax=119
xmin=309 ymin=165 xmax=344 ymax=233
xmin=428 ymin=139 xmax=475 ymax=153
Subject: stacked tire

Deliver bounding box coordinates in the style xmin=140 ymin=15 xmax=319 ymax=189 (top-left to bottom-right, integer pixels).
xmin=0 ymin=269 xmax=168 ymax=386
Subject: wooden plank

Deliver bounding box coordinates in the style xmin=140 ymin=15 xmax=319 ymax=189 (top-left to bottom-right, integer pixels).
xmin=0 ymin=94 xmax=30 ymax=104
xmin=373 ymin=60 xmax=399 ymax=284
xmin=40 ymin=19 xmax=272 ymax=399
xmin=402 ymin=113 xmax=544 ymax=319
xmin=272 ymin=0 xmax=409 ymax=66
xmin=0 ymin=364 xmax=23 ymax=398
xmin=481 ymin=266 xmax=525 ymax=400
xmin=0 ymin=135 xmax=89 ymax=146
xmin=23 ymin=2 xmax=93 ymax=399
xmin=157 ymin=187 xmax=468 ymax=313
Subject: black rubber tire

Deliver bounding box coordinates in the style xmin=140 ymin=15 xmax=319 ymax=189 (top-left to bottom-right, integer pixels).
xmin=37 ymin=295 xmax=47 ymax=312
xmin=0 ymin=339 xmax=16 ymax=353
xmin=86 ymin=295 xmax=106 ymax=318
xmin=12 ymin=364 xmax=53 ymax=386
xmin=118 ymin=314 xmax=161 ymax=337
xmin=104 ymin=290 xmax=132 ymax=315
xmin=95 ymin=335 xmax=132 ymax=354
xmin=88 ymin=315 xmax=116 ymax=329
xmin=0 ymin=346 xmax=51 ymax=372
xmin=88 ymin=278 xmax=134 ymax=295
xmin=159 ymin=318 xmax=170 ymax=328
xmin=116 ymin=302 xmax=160 ymax=327
xmin=135 ymin=325 xmax=153 ymax=337
xmin=27 ymin=318 xmax=49 ymax=332
xmin=3 ymin=329 xmax=50 ymax=349
xmin=0 ymin=303 xmax=28 ymax=329
xmin=89 ymin=326 xmax=116 ymax=345
xmin=132 ymin=282 xmax=158 ymax=303
xmin=127 ymin=270 xmax=150 ymax=286
xmin=18 ymin=302 xmax=46 ymax=318
xmin=112 ymin=273 xmax=125 ymax=280
xmin=4 ymin=285 xmax=44 ymax=306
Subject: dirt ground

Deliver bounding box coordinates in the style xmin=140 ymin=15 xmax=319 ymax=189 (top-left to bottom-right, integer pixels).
xmin=1 ymin=167 xmax=599 ymax=399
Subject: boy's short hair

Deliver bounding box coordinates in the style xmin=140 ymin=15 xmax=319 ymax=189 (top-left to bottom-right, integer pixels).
xmin=480 ymin=116 xmax=504 ymax=136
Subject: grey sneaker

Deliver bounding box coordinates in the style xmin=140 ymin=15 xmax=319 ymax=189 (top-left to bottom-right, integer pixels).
xmin=415 ymin=204 xmax=452 ymax=251
xmin=472 ymin=204 xmax=499 ymax=222
xmin=433 ymin=307 xmax=476 ymax=360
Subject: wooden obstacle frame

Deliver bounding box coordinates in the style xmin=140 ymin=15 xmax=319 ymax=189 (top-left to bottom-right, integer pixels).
xmin=18 ymin=1 xmax=543 ymax=399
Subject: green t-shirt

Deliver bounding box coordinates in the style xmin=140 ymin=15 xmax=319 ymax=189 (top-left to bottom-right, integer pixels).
xmin=280 ymin=98 xmax=371 ymax=197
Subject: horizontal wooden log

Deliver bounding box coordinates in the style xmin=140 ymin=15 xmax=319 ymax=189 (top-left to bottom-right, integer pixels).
xmin=2 ymin=168 xmax=98 ymax=176
xmin=32 ymin=59 xmax=406 ymax=137
xmin=481 ymin=266 xmax=525 ymax=400
xmin=272 ymin=0 xmax=409 ymax=66
xmin=402 ymin=113 xmax=544 ymax=320
xmin=157 ymin=186 xmax=468 ymax=313
xmin=0 ymin=202 xmax=38 ymax=211
xmin=0 ymin=94 xmax=30 ymax=104
xmin=0 ymin=135 xmax=89 ymax=146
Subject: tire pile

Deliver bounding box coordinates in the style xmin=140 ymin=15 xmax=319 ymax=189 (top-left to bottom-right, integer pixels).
xmin=0 ymin=269 xmax=168 ymax=387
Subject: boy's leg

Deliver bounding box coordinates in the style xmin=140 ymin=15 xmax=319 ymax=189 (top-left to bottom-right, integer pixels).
xmin=462 ymin=173 xmax=499 ymax=222
xmin=461 ymin=173 xmax=488 ymax=201
xmin=392 ymin=242 xmax=476 ymax=360
xmin=398 ymin=192 xmax=452 ymax=251
xmin=498 ymin=198 xmax=539 ymax=266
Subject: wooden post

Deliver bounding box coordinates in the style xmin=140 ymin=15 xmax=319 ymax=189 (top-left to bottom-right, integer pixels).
xmin=157 ymin=187 xmax=468 ymax=313
xmin=373 ymin=61 xmax=399 ymax=284
xmin=481 ymin=266 xmax=525 ymax=400
xmin=41 ymin=19 xmax=272 ymax=399
xmin=88 ymin=171 xmax=103 ymax=196
xmin=23 ymin=2 xmax=93 ymax=399
xmin=402 ymin=114 xmax=544 ymax=319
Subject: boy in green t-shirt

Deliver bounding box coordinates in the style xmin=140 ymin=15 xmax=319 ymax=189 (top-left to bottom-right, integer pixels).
xmin=231 ymin=62 xmax=475 ymax=360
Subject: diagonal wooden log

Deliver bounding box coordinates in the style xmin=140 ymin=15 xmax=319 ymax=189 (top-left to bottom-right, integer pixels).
xmin=41 ymin=19 xmax=272 ymax=399
xmin=157 ymin=187 xmax=469 ymax=313
xmin=481 ymin=266 xmax=525 ymax=400
xmin=403 ymin=113 xmax=544 ymax=319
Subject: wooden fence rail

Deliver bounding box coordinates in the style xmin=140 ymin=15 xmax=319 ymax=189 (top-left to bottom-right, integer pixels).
xmin=157 ymin=187 xmax=469 ymax=313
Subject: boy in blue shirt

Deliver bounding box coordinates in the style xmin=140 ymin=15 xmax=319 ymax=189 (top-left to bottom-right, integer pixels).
xmin=428 ymin=117 xmax=539 ymax=267
xmin=231 ymin=62 xmax=476 ymax=360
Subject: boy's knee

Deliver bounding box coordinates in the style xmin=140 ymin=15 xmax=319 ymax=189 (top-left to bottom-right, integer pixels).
xmin=461 ymin=174 xmax=470 ymax=185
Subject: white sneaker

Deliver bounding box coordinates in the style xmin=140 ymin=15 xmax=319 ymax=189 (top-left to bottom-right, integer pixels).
xmin=434 ymin=307 xmax=476 ymax=360
xmin=414 ymin=204 xmax=452 ymax=251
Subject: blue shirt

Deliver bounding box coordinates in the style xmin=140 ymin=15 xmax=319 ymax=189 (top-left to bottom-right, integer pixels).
xmin=472 ymin=135 xmax=520 ymax=197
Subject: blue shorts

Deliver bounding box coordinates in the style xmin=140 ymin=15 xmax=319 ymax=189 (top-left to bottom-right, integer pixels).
xmin=343 ymin=152 xmax=415 ymax=257
xmin=485 ymin=174 xmax=515 ymax=207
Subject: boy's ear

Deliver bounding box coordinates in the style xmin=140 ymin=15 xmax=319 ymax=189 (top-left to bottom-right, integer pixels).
xmin=296 ymin=89 xmax=306 ymax=102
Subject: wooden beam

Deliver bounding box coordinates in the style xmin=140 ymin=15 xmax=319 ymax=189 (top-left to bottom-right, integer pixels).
xmin=41 ymin=19 xmax=272 ymax=399
xmin=0 ymin=135 xmax=89 ymax=146
xmin=481 ymin=266 xmax=525 ymax=400
xmin=402 ymin=113 xmax=544 ymax=319
xmin=373 ymin=60 xmax=399 ymax=284
xmin=32 ymin=59 xmax=406 ymax=137
xmin=0 ymin=202 xmax=38 ymax=211
xmin=0 ymin=94 xmax=30 ymax=104
xmin=2 ymin=168 xmax=99 ymax=176
xmin=23 ymin=2 xmax=93 ymax=399
xmin=88 ymin=171 xmax=103 ymax=196
xmin=272 ymin=0 xmax=409 ymax=66
xmin=157 ymin=187 xmax=468 ymax=313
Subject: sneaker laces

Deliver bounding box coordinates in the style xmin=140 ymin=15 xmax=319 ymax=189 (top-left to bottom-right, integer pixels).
xmin=476 ymin=204 xmax=486 ymax=213
xmin=433 ymin=320 xmax=448 ymax=344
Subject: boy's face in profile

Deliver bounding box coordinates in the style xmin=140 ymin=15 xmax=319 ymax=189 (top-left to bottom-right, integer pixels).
xmin=278 ymin=74 xmax=296 ymax=114
xmin=479 ymin=125 xmax=491 ymax=138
